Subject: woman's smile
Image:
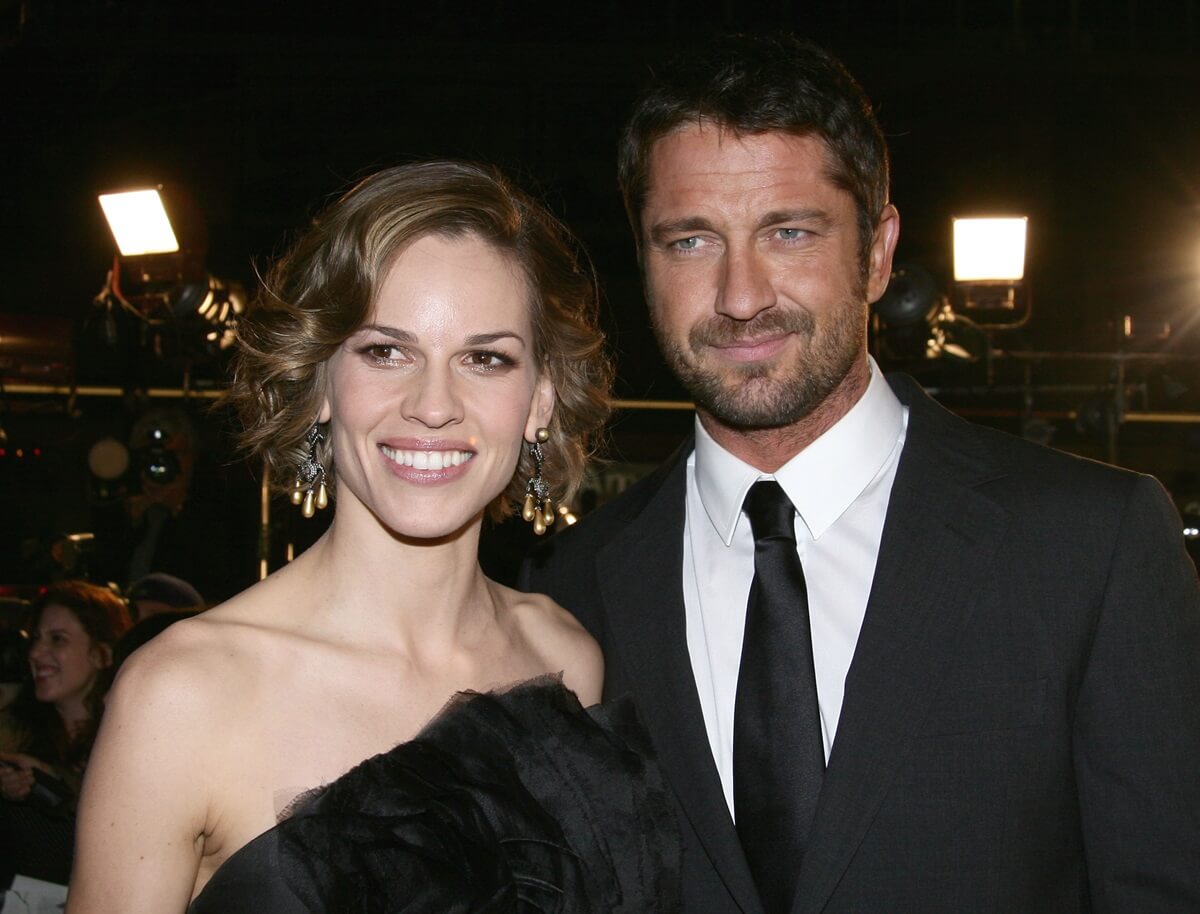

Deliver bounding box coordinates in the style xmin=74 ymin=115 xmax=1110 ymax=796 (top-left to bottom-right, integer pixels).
xmin=378 ymin=439 xmax=477 ymax=483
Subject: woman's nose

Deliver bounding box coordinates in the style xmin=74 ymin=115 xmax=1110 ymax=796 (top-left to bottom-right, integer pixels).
xmin=401 ymin=366 xmax=464 ymax=429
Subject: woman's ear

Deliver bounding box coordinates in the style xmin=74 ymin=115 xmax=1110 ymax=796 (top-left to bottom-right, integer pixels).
xmin=91 ymin=642 xmax=114 ymax=671
xmin=525 ymin=373 xmax=555 ymax=441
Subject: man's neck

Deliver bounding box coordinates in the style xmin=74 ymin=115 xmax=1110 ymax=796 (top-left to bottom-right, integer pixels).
xmin=698 ymin=359 xmax=872 ymax=473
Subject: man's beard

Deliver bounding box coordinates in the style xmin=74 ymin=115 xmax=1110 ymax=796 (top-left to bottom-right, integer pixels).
xmin=652 ymin=300 xmax=866 ymax=431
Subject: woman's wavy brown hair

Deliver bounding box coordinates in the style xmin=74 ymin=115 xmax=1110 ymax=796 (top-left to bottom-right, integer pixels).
xmin=226 ymin=160 xmax=612 ymax=520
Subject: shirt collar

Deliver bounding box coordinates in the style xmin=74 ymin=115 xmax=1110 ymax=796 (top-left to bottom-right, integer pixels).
xmin=692 ymin=359 xmax=906 ymax=545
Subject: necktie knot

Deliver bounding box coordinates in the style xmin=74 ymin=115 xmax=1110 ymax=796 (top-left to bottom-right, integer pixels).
xmin=743 ymin=480 xmax=797 ymax=544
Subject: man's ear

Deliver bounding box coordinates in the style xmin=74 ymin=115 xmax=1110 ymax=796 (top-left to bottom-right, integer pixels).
xmin=866 ymin=203 xmax=901 ymax=304
xmin=525 ymin=372 xmax=555 ymax=441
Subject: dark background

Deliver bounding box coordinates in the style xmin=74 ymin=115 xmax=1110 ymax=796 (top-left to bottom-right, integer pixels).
xmin=2 ymin=0 xmax=1199 ymax=595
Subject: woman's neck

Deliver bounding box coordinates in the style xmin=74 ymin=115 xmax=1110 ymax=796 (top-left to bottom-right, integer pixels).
xmin=292 ymin=503 xmax=498 ymax=655
xmin=55 ymin=699 xmax=92 ymax=734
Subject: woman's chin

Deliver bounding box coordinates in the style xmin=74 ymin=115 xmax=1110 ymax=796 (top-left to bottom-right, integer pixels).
xmin=371 ymin=505 xmax=487 ymax=546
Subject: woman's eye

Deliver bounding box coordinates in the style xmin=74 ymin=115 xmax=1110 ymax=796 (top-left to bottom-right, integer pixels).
xmin=360 ymin=343 xmax=406 ymax=364
xmin=466 ymin=350 xmax=515 ymax=370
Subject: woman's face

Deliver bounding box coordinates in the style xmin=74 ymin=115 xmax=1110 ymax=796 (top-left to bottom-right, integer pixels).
xmin=28 ymin=604 xmax=109 ymax=717
xmin=323 ymin=232 xmax=553 ymax=539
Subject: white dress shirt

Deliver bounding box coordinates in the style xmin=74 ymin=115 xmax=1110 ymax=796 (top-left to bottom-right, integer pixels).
xmin=682 ymin=360 xmax=908 ymax=816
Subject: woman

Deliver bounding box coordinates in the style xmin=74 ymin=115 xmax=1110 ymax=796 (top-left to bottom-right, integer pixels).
xmin=70 ymin=162 xmax=679 ymax=912
xmin=0 ymin=581 xmax=131 ymax=803
xmin=1 ymin=582 xmax=130 ymax=886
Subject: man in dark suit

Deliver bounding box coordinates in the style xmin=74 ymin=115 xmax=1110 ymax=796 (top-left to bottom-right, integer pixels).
xmin=522 ymin=33 xmax=1200 ymax=914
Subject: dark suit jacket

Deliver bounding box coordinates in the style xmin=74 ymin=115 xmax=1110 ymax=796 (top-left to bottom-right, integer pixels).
xmin=521 ymin=375 xmax=1200 ymax=914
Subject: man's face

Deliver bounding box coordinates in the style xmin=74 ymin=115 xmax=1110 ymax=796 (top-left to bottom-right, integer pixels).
xmin=640 ymin=125 xmax=898 ymax=431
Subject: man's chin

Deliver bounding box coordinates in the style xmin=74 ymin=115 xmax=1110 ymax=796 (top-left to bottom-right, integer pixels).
xmin=689 ymin=377 xmax=809 ymax=430
xmin=679 ymin=355 xmax=863 ymax=431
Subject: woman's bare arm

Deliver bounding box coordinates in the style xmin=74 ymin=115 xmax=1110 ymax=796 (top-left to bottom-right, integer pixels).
xmin=68 ymin=630 xmax=225 ymax=913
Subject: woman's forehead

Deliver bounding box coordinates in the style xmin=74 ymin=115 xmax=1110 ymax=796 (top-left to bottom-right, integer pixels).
xmin=38 ymin=603 xmax=86 ymax=631
xmin=369 ymin=233 xmax=534 ymax=333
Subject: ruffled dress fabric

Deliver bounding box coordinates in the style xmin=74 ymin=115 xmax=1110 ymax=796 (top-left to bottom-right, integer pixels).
xmin=188 ymin=679 xmax=681 ymax=913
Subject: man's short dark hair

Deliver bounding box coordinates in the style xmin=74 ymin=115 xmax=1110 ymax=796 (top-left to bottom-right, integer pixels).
xmin=618 ymin=33 xmax=890 ymax=263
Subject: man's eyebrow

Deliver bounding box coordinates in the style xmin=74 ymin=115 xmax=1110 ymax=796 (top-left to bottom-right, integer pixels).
xmin=757 ymin=208 xmax=833 ymax=231
xmin=647 ymin=210 xmax=835 ymax=245
xmin=648 ymin=217 xmax=715 ymax=245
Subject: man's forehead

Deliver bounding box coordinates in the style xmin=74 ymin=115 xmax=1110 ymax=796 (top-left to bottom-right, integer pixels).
xmin=648 ymin=122 xmax=834 ymax=171
xmin=641 ymin=124 xmax=846 ymax=222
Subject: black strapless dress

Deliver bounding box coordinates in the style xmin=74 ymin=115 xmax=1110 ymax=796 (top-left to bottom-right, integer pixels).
xmin=187 ymin=679 xmax=681 ymax=913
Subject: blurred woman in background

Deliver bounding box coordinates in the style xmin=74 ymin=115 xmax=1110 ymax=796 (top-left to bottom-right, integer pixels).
xmin=1 ymin=581 xmax=130 ymax=885
xmin=0 ymin=581 xmax=131 ymax=802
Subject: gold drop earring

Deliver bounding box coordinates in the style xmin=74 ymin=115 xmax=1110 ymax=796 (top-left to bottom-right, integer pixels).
xmin=521 ymin=427 xmax=554 ymax=535
xmin=291 ymin=423 xmax=329 ymax=518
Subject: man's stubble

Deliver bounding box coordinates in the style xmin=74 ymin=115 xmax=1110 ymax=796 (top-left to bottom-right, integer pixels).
xmin=650 ymin=291 xmax=868 ymax=432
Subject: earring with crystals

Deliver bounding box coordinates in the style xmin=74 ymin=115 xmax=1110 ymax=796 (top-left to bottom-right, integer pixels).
xmin=521 ymin=427 xmax=554 ymax=535
xmin=290 ymin=423 xmax=329 ymax=518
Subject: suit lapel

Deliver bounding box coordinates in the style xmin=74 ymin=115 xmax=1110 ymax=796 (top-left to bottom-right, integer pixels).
xmin=596 ymin=443 xmax=764 ymax=914
xmin=793 ymin=379 xmax=1013 ymax=914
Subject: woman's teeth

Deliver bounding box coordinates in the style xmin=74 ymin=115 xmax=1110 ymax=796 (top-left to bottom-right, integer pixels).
xmin=380 ymin=446 xmax=473 ymax=470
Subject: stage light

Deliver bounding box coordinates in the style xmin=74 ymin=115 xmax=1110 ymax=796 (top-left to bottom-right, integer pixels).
xmin=184 ymin=275 xmax=246 ymax=354
xmin=951 ymin=215 xmax=1031 ymax=326
xmin=98 ymin=189 xmax=180 ymax=257
xmin=89 ymin=183 xmax=242 ymax=370
xmin=953 ymin=217 xmax=1027 ymax=282
xmin=873 ymin=263 xmax=986 ymax=363
xmin=874 ymin=263 xmax=940 ymax=330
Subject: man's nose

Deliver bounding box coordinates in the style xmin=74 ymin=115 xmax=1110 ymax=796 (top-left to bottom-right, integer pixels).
xmin=715 ymin=244 xmax=776 ymax=320
xmin=400 ymin=365 xmax=464 ymax=429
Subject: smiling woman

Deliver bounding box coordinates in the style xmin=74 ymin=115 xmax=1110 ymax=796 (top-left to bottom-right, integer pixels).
xmin=67 ymin=162 xmax=681 ymax=914
xmin=0 ymin=581 xmax=131 ymax=887
xmin=0 ymin=582 xmax=131 ymax=797
xmin=230 ymin=160 xmax=611 ymax=523
xmin=319 ymin=233 xmax=558 ymax=541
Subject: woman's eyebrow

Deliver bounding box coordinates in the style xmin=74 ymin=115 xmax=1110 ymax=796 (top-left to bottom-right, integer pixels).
xmin=359 ymin=323 xmax=416 ymax=342
xmin=464 ymin=331 xmax=526 ymax=346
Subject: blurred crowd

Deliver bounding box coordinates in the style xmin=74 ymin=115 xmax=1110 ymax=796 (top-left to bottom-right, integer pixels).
xmin=0 ymin=574 xmax=204 ymax=887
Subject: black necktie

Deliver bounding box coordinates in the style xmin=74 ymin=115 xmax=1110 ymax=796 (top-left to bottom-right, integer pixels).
xmin=733 ymin=480 xmax=825 ymax=914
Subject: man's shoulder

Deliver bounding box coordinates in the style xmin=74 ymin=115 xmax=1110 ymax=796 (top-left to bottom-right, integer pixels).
xmin=950 ymin=411 xmax=1141 ymax=495
xmin=897 ymin=373 xmax=1146 ymax=500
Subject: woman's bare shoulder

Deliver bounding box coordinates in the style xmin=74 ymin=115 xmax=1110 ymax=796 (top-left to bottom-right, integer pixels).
xmin=494 ymin=583 xmax=603 ymax=704
xmin=110 ymin=576 xmax=302 ymax=722
xmin=106 ymin=616 xmax=246 ymax=738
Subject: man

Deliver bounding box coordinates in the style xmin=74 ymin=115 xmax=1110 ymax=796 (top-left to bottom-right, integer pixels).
xmin=522 ymin=33 xmax=1200 ymax=914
